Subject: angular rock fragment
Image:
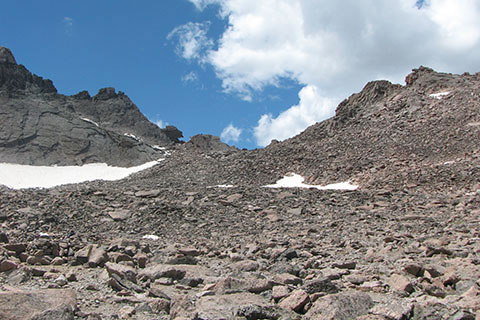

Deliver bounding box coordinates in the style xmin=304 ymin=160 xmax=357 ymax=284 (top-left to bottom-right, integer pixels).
xmin=107 ymin=209 xmax=130 ymax=221
xmin=304 ymin=291 xmax=373 ymax=320
xmin=389 ymin=274 xmax=414 ymax=295
xmin=231 ymin=259 xmax=260 ymax=272
xmin=0 ymin=259 xmax=17 ymax=272
xmin=332 ymin=261 xmax=356 ymax=270
xmin=0 ymin=288 xmax=76 ymax=320
xmin=302 ymin=277 xmax=339 ymax=294
xmin=74 ymin=244 xmax=93 ymax=264
xmin=272 ymin=285 xmax=291 ymax=301
xmin=87 ymin=245 xmax=108 ymax=267
xmin=105 ymin=262 xmax=137 ymax=283
xmin=173 ymin=292 xmax=272 ymax=320
xmin=278 ymin=289 xmax=310 ymax=313
xmin=403 ymin=263 xmax=424 ymax=277
xmin=369 ymin=301 xmax=415 ymax=320
xmin=274 ymin=273 xmax=302 ymax=285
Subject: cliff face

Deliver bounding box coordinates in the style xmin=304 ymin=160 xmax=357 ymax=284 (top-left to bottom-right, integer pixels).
xmin=0 ymin=46 xmax=182 ymax=166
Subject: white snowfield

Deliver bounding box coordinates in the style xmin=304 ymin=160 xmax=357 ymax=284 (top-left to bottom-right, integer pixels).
xmin=265 ymin=173 xmax=358 ymax=190
xmin=0 ymin=160 xmax=162 ymax=189
xmin=429 ymin=91 xmax=450 ymax=99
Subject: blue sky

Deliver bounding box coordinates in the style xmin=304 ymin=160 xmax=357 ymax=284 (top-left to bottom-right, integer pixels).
xmin=1 ymin=1 xmax=479 ymax=149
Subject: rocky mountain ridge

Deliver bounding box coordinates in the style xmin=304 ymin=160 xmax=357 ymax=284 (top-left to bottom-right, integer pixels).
xmin=0 ymin=46 xmax=183 ymax=166
xmin=139 ymin=66 xmax=479 ymax=194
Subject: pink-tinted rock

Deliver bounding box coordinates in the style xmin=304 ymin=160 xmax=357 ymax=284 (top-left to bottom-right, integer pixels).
xmin=0 ymin=288 xmax=76 ymax=320
xmin=272 ymin=285 xmax=290 ymax=300
xmin=278 ymin=289 xmax=310 ymax=313
xmin=389 ymin=274 xmax=414 ymax=294
xmin=105 ymin=262 xmax=137 ymax=282
xmin=0 ymin=259 xmax=17 ymax=272
xmin=304 ymin=291 xmax=373 ymax=320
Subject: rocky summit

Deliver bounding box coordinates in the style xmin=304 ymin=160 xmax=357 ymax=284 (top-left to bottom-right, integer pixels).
xmin=0 ymin=45 xmax=479 ymax=320
xmin=0 ymin=46 xmax=182 ymax=166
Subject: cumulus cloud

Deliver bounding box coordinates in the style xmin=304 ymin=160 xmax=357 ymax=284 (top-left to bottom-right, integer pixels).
xmin=425 ymin=0 xmax=480 ymax=49
xmin=254 ymin=85 xmax=334 ymax=146
xmin=220 ymin=123 xmax=242 ymax=143
xmin=167 ymin=22 xmax=213 ymax=61
xmin=184 ymin=0 xmax=480 ymax=146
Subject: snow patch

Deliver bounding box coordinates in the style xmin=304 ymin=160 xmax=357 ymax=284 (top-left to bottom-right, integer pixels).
xmin=265 ymin=173 xmax=358 ymax=190
xmin=142 ymin=235 xmax=160 ymax=241
xmin=124 ymin=133 xmax=140 ymax=141
xmin=0 ymin=160 xmax=163 ymax=189
xmin=429 ymin=91 xmax=450 ymax=99
xmin=215 ymin=184 xmax=235 ymax=188
xmin=81 ymin=118 xmax=99 ymax=127
xmin=152 ymin=145 xmax=167 ymax=150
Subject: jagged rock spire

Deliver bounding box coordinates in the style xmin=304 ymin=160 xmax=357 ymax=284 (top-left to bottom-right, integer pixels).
xmin=0 ymin=46 xmax=16 ymax=64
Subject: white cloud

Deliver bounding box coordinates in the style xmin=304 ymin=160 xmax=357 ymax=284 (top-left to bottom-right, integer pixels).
xmin=63 ymin=17 xmax=73 ymax=26
xmin=167 ymin=22 xmax=213 ymax=61
xmin=181 ymin=0 xmax=480 ymax=146
xmin=220 ymin=123 xmax=242 ymax=143
xmin=182 ymin=71 xmax=198 ymax=83
xmin=254 ymin=85 xmax=334 ymax=146
xmin=155 ymin=120 xmax=164 ymax=128
xmin=425 ymin=0 xmax=480 ymax=49
xmin=62 ymin=17 xmax=74 ymax=36
xmin=188 ymin=0 xmax=221 ymax=11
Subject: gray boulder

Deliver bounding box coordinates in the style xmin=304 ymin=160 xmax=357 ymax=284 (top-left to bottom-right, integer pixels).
xmin=304 ymin=291 xmax=374 ymax=320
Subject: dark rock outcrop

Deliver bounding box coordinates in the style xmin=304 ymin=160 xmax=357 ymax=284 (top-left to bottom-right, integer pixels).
xmin=69 ymin=87 xmax=182 ymax=147
xmin=0 ymin=46 xmax=56 ymax=94
xmin=184 ymin=134 xmax=237 ymax=153
xmin=0 ymin=46 xmax=16 ymax=64
xmin=0 ymin=46 xmax=182 ymax=166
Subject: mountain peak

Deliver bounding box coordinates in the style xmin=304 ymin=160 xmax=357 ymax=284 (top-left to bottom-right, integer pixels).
xmin=94 ymin=87 xmax=118 ymax=100
xmin=0 ymin=46 xmax=16 ymax=64
xmin=0 ymin=46 xmax=56 ymax=94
